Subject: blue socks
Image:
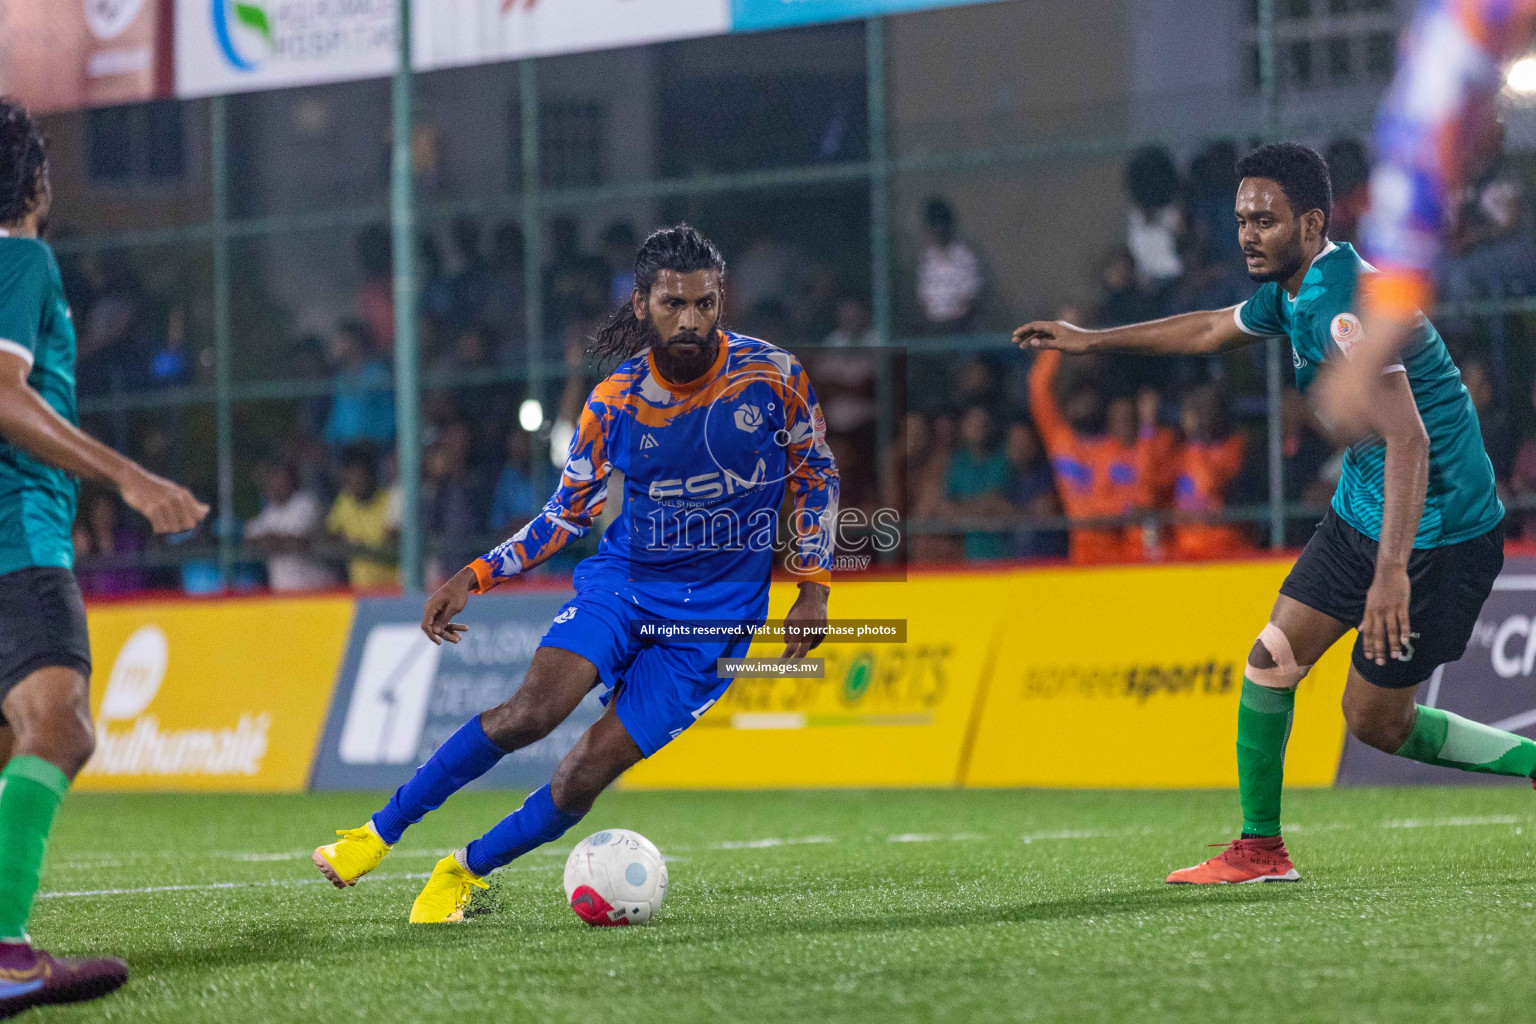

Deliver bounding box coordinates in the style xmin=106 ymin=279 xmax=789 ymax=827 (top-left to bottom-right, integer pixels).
xmin=464 ymin=784 xmax=585 ymax=877
xmin=371 ymin=716 xmax=507 ymax=844
xmin=369 ymin=715 xmax=585 ymax=876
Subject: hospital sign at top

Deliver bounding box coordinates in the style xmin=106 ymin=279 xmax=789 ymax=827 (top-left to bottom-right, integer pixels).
xmin=174 ymin=0 xmax=1005 ymax=99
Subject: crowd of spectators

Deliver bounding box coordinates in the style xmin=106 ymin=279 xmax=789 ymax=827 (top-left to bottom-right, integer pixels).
xmin=59 ymin=137 xmax=1536 ymax=592
xmin=892 ymin=138 xmax=1536 ymax=564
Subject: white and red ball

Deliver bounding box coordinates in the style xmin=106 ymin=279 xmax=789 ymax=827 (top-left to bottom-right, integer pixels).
xmin=563 ymin=829 xmax=668 ymax=926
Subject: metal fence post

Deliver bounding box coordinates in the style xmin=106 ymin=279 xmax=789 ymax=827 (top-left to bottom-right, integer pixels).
xmin=212 ymin=95 xmax=235 ymax=587
xmin=1258 ymin=0 xmax=1285 ymax=550
xmin=520 ymin=59 xmax=546 ymax=482
xmin=868 ymin=16 xmax=897 ymax=534
xmin=393 ymin=0 xmax=424 ymax=591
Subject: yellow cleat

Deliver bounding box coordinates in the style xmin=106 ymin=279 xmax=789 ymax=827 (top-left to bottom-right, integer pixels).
xmin=409 ymin=854 xmax=488 ymax=923
xmin=312 ymin=823 xmax=392 ymax=889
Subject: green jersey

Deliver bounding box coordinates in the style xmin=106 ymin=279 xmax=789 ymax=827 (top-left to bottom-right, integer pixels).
xmin=0 ymin=234 xmax=79 ymax=576
xmin=1236 ymin=241 xmax=1502 ymax=549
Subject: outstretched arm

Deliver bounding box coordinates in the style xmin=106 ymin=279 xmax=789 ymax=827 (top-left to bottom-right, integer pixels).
xmin=0 ymin=352 xmax=207 ymax=534
xmin=1359 ymin=370 xmax=1430 ymax=670
xmin=1014 ymin=305 xmax=1257 ymax=357
xmin=422 ymin=390 xmax=614 ymax=643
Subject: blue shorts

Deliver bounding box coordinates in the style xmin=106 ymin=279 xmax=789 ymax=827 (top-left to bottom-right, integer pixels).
xmin=537 ymin=585 xmax=755 ymax=757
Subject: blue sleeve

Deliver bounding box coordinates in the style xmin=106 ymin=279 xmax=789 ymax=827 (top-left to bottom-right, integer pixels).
xmin=1235 ymin=283 xmax=1284 ymax=338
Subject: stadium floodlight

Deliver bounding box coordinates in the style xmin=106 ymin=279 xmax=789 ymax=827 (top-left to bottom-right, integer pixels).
xmin=519 ymin=398 xmax=545 ymax=432
xmin=1507 ymin=56 xmax=1536 ymax=95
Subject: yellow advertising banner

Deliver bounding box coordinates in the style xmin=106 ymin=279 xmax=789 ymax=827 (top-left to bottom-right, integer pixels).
xmin=77 ymin=595 xmax=354 ymax=793
xmin=624 ymin=560 xmax=1353 ymax=791
xmin=961 ymin=560 xmax=1351 ymax=789
xmin=622 ymin=573 xmax=1011 ymax=789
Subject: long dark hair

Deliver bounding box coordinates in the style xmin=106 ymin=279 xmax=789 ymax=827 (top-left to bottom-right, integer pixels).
xmin=588 ymin=224 xmax=726 ymax=368
xmin=0 ymin=99 xmax=47 ymax=226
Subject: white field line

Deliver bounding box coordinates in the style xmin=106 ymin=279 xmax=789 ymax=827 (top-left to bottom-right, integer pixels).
xmin=716 ymin=836 xmax=835 ymax=849
xmin=37 ymin=815 xmax=1530 ymax=900
xmin=1381 ymin=815 xmax=1520 ymax=829
xmin=39 ymin=871 xmax=432 ymax=900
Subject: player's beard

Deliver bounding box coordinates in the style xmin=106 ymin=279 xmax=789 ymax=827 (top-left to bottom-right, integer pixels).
xmin=1246 ymin=232 xmax=1306 ymax=284
xmin=646 ymin=317 xmax=719 ymax=385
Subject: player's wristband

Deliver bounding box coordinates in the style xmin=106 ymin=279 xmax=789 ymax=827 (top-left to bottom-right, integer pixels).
xmin=467 ymin=557 xmax=498 ymax=595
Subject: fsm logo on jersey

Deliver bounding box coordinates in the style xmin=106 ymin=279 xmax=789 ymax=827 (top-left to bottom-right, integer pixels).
xmin=177 ymin=0 xmax=397 ymax=97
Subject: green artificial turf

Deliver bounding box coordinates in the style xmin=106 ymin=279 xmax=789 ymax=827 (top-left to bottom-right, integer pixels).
xmin=25 ymin=786 xmax=1536 ymax=1022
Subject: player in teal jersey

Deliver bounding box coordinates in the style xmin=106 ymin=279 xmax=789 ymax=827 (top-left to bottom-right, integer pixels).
xmin=0 ymin=99 xmax=207 ymax=1016
xmin=1015 ymin=143 xmax=1535 ymax=885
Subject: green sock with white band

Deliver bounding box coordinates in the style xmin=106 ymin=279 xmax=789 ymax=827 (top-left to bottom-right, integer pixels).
xmin=1394 ymin=706 xmax=1536 ymax=778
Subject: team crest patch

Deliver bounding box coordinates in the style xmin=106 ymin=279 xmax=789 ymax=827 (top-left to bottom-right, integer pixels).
xmin=1330 ymin=312 xmax=1363 ymax=356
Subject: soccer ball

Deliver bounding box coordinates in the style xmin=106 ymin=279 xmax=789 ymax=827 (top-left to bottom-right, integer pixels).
xmin=563 ymin=829 xmax=668 ymax=926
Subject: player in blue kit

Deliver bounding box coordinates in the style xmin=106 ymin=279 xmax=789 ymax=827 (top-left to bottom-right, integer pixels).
xmin=1017 ymin=144 xmax=1536 ymax=885
xmin=314 ymin=225 xmax=839 ymax=922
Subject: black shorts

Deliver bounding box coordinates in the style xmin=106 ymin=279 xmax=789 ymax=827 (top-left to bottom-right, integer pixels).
xmin=0 ymin=567 xmax=92 ymax=721
xmin=1279 ymin=509 xmax=1504 ymax=688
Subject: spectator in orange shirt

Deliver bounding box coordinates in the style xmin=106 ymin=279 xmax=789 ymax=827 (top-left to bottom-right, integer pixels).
xmin=1170 ymin=385 xmax=1251 ymax=560
xmin=1027 ymin=349 xmax=1172 ymax=564
xmin=1109 ymin=389 xmax=1180 ymax=560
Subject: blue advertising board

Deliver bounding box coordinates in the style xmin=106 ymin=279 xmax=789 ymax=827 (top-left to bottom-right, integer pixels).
xmin=310 ymin=588 xmax=602 ymax=792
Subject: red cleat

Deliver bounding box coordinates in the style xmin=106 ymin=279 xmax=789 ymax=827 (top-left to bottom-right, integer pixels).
xmin=1166 ymin=835 xmax=1301 ymax=884
xmin=0 ymin=941 xmax=127 ymax=1018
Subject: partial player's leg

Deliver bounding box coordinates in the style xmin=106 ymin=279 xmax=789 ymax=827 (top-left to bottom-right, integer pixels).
xmin=1169 ymin=511 xmax=1376 ymax=885
xmin=1341 ymin=520 xmax=1536 ymax=779
xmin=408 ymin=703 xmax=643 ymax=923
xmin=313 ymin=645 xmax=600 ymax=888
xmin=1344 ymin=668 xmax=1536 ymax=775
xmin=0 ymin=668 xmax=128 ymax=1016
xmin=1166 ymin=594 xmax=1349 ymax=884
xmin=408 ymin=628 xmax=735 ymax=922
xmin=0 ymin=566 xmax=126 ymax=1016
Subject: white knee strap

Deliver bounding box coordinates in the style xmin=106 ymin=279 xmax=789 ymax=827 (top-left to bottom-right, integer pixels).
xmin=1247 ymin=623 xmax=1312 ymax=689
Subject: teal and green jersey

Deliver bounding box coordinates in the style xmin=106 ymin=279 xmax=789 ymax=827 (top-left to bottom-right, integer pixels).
xmin=1235 ymin=240 xmax=1503 ymax=550
xmin=0 ymin=234 xmax=79 ymax=576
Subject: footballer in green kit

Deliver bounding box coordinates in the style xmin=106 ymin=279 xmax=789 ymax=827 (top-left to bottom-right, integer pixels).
xmin=0 ymin=99 xmax=207 ymax=1016
xmin=1015 ymin=143 xmax=1533 ymax=884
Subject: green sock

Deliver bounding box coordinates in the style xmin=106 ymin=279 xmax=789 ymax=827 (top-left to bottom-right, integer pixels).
xmin=1236 ymin=678 xmax=1295 ymax=837
xmin=1395 ymin=706 xmax=1536 ymax=778
xmin=0 ymin=756 xmax=70 ymax=941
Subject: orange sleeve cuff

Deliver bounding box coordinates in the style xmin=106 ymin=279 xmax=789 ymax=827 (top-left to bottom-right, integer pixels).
xmin=1361 ymin=269 xmax=1434 ymax=319
xmin=798 ymin=569 xmax=832 ymax=587
xmin=468 ymin=558 xmax=497 ymax=594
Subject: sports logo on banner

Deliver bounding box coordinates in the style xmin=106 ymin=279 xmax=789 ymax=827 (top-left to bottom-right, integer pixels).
xmin=337 ymin=625 xmax=442 ymax=765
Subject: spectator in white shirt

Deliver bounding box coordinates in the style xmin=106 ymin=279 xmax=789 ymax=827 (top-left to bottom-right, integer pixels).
xmin=1124 ymin=145 xmax=1185 ymax=291
xmin=916 ymin=197 xmax=983 ymax=331
xmin=245 ymin=463 xmax=339 ymax=592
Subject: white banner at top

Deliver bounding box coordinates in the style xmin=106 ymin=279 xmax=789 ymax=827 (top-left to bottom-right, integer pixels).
xmin=175 ymin=0 xmax=398 ymax=99
xmin=413 ymin=0 xmax=730 ymax=70
xmin=174 ymin=0 xmax=729 ymax=99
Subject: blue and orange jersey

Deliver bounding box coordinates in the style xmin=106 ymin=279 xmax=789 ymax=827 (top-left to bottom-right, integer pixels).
xmin=1363 ymin=0 xmax=1536 ymax=315
xmin=469 ymin=331 xmax=839 ymax=622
